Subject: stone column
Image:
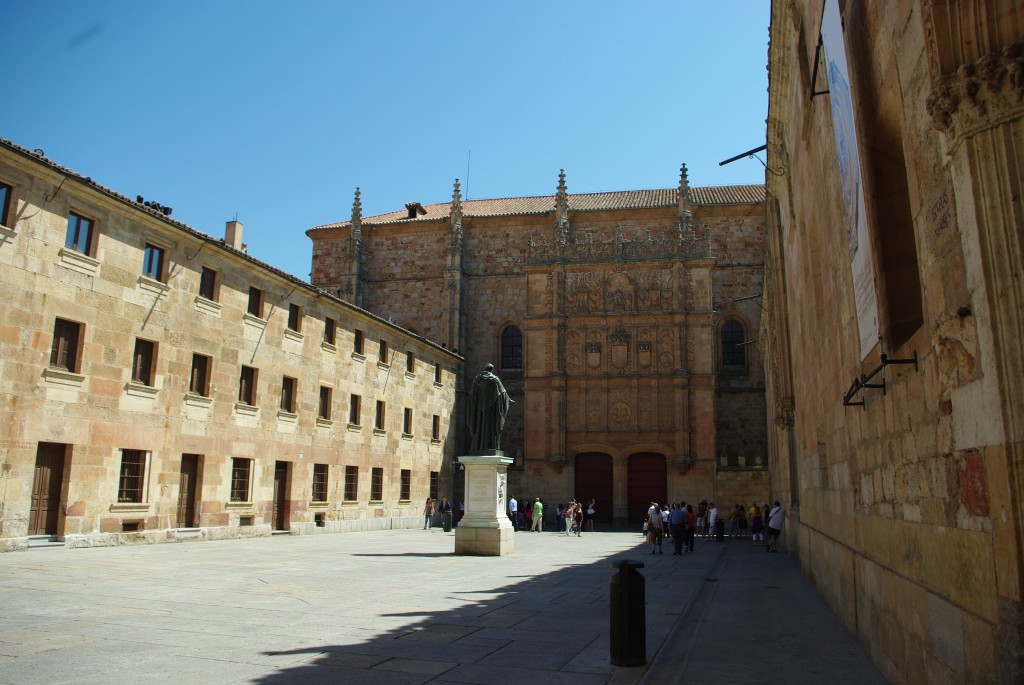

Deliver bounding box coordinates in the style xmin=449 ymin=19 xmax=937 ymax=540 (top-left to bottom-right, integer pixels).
xmin=454 ymin=452 xmax=514 ymax=556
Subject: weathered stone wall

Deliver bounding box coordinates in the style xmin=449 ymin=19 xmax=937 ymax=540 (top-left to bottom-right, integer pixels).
xmin=0 ymin=143 xmax=460 ymax=551
xmin=765 ymin=1 xmax=1024 ymax=683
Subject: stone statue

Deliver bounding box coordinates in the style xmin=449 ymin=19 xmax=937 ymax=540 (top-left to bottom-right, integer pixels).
xmin=467 ymin=363 xmax=513 ymax=452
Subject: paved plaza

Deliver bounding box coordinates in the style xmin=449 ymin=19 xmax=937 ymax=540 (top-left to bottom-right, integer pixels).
xmin=0 ymin=526 xmax=888 ymax=685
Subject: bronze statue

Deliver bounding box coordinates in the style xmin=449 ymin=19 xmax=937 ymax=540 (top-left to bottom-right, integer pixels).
xmin=467 ymin=363 xmax=513 ymax=452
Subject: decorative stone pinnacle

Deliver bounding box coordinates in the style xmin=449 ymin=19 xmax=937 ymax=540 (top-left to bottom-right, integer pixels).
xmin=555 ymin=169 xmax=570 ymax=243
xmin=678 ymin=163 xmax=692 ymax=218
xmin=351 ymin=187 xmax=363 ymax=240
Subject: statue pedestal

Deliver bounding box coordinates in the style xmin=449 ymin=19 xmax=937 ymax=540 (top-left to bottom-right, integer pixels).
xmin=454 ymin=452 xmax=514 ymax=556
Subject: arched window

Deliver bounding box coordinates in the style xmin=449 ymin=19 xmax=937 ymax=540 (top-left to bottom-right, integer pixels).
xmin=721 ymin=320 xmax=745 ymax=367
xmin=501 ymin=326 xmax=522 ymax=371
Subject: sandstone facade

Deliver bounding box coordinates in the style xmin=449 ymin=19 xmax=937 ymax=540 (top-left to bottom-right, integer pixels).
xmin=0 ymin=139 xmax=460 ymax=551
xmin=308 ymin=172 xmax=769 ymax=523
xmin=764 ymin=1 xmax=1024 ymax=683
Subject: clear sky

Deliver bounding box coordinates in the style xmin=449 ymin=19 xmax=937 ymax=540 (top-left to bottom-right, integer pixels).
xmin=2 ymin=1 xmax=770 ymax=281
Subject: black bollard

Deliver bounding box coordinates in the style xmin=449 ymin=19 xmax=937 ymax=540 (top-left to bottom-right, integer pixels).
xmin=609 ymin=560 xmax=646 ymax=667
xmin=443 ymin=511 xmax=452 ymax=532
xmin=715 ymin=518 xmax=725 ymax=541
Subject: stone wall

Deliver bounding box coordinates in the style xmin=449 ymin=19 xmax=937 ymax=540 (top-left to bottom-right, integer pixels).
xmin=765 ymin=2 xmax=1024 ymax=683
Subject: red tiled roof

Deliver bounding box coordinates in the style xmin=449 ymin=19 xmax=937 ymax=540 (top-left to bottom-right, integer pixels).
xmin=310 ymin=184 xmax=765 ymax=231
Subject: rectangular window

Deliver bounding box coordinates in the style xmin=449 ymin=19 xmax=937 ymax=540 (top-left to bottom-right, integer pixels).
xmin=239 ymin=366 xmax=257 ymax=405
xmin=288 ymin=303 xmax=301 ymax=332
xmin=429 ymin=470 xmax=439 ymax=501
xmin=432 ymin=415 xmax=440 ymax=441
xmin=190 ymin=353 xmax=211 ymax=396
xmin=379 ymin=340 xmax=389 ymax=364
xmin=324 ymin=317 xmax=336 ymax=345
xmin=199 ymin=267 xmax=218 ymax=301
xmin=248 ymin=287 xmax=263 ymax=318
xmin=118 ymin=449 xmax=147 ymax=503
xmin=434 ymin=363 xmax=442 ymax=384
xmin=50 ymin=318 xmax=82 ymax=372
xmin=132 ymin=338 xmax=156 ymax=386
xmin=354 ymin=329 xmax=365 ymax=355
xmin=375 ymin=400 xmax=386 ymax=430
xmin=230 ymin=458 xmax=252 ymax=502
xmin=406 ymin=352 xmax=415 ymax=374
xmin=0 ymin=182 xmax=11 ymax=227
xmin=348 ymin=394 xmax=361 ymax=425
xmin=312 ymin=464 xmax=328 ymax=502
xmin=344 ymin=465 xmax=358 ymax=501
xmin=371 ymin=467 xmax=383 ymax=501
xmin=142 ymin=243 xmax=165 ymax=282
xmin=318 ymin=386 xmax=332 ymax=420
xmin=65 ymin=212 xmax=94 ymax=255
xmin=280 ymin=376 xmax=297 ymax=413
xmin=403 ymin=407 xmax=413 ymax=436
xmin=400 ymin=469 xmax=411 ymax=501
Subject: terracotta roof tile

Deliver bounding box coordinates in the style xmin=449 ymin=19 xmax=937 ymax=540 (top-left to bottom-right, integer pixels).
xmin=311 ymin=185 xmax=765 ymax=231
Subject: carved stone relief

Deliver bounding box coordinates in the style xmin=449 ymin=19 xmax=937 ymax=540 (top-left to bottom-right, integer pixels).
xmin=658 ymin=328 xmax=675 ymax=372
xmin=566 ymin=331 xmax=582 ymax=374
xmin=564 ymin=269 xmax=674 ymax=313
xmin=609 ymin=326 xmax=630 ymax=371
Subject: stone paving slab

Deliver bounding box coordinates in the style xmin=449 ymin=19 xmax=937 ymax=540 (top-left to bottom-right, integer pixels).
xmin=0 ymin=527 xmax=888 ymax=685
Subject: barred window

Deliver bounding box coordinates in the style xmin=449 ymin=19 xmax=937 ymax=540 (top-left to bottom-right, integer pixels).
xmin=721 ymin=320 xmax=745 ymax=367
xmin=344 ymin=465 xmax=358 ymax=501
xmin=230 ymin=458 xmax=252 ymax=502
xmin=501 ymin=326 xmax=522 ymax=371
xmin=118 ymin=449 xmax=147 ymax=503
xmin=400 ymin=469 xmax=411 ymax=501
xmin=371 ymin=467 xmax=383 ymax=501
xmin=312 ymin=464 xmax=328 ymax=502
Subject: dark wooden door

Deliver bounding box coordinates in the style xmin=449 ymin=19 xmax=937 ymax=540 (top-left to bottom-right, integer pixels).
xmin=177 ymin=454 xmax=199 ymax=528
xmin=627 ymin=452 xmax=667 ymax=524
xmin=574 ymin=452 xmax=613 ymax=523
xmin=30 ymin=443 xmax=65 ymax=535
xmin=273 ymin=461 xmax=288 ymax=531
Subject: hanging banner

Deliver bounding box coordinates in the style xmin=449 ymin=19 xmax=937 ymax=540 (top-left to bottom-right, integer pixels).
xmin=822 ymin=0 xmax=879 ymax=360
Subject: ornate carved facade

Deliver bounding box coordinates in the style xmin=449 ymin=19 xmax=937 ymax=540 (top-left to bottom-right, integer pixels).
xmin=308 ymin=168 xmax=767 ymax=523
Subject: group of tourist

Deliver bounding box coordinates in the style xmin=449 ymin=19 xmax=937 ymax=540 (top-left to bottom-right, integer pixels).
xmin=506 ymin=496 xmax=597 ymax=534
xmin=646 ymin=499 xmax=787 ymax=554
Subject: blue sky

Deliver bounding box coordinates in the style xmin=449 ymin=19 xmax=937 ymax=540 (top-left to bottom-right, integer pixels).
xmin=2 ymin=1 xmax=770 ymax=280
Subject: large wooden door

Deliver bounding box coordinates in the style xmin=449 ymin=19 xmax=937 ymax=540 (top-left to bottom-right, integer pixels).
xmin=29 ymin=443 xmax=65 ymax=536
xmin=574 ymin=452 xmax=613 ymax=524
xmin=273 ymin=461 xmax=289 ymax=531
xmin=177 ymin=454 xmax=199 ymax=528
xmin=627 ymin=452 xmax=667 ymax=524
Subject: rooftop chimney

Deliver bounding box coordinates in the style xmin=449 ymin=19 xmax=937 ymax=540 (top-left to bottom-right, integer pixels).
xmin=225 ymin=220 xmax=245 ymax=252
xmin=405 ymin=202 xmax=427 ymax=219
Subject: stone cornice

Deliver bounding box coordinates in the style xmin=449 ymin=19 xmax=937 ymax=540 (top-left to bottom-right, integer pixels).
xmin=926 ymin=43 xmax=1024 ymax=149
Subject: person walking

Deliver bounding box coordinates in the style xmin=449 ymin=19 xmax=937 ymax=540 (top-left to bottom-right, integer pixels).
xmin=647 ymin=501 xmax=664 ymax=554
xmin=668 ymin=502 xmax=686 ymax=555
xmin=707 ymin=502 xmax=719 ymax=539
xmin=508 ymin=496 xmax=518 ymax=531
xmin=423 ymin=497 xmax=434 ymax=529
xmin=766 ymin=500 xmax=786 ymax=552
xmin=751 ymin=505 xmax=764 ymax=545
xmin=532 ymin=497 xmax=544 ymax=532
xmin=684 ymin=503 xmax=696 ymax=553
xmin=564 ymin=500 xmax=576 ymax=535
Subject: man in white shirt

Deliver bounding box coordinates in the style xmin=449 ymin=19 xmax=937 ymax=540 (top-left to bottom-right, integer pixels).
xmin=509 ymin=496 xmax=518 ymax=531
xmin=766 ymin=501 xmax=786 ymax=552
xmin=707 ymin=502 xmax=719 ymax=539
xmin=647 ymin=502 xmax=664 ymax=554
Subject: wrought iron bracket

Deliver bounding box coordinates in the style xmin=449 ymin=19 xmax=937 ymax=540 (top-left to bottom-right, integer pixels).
xmin=842 ymin=352 xmax=919 ymax=409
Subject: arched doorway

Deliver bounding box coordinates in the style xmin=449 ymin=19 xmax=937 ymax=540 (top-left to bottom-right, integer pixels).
xmin=627 ymin=452 xmax=667 ymax=524
xmin=574 ymin=452 xmax=613 ymax=524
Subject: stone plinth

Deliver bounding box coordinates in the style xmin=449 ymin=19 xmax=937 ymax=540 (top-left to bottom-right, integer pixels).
xmin=454 ymin=452 xmax=514 ymax=556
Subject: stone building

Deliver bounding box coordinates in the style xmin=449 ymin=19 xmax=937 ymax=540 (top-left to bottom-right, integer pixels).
xmin=764 ymin=1 xmax=1024 ymax=683
xmin=0 ymin=138 xmax=460 ymax=552
xmin=307 ymin=169 xmax=768 ymax=524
